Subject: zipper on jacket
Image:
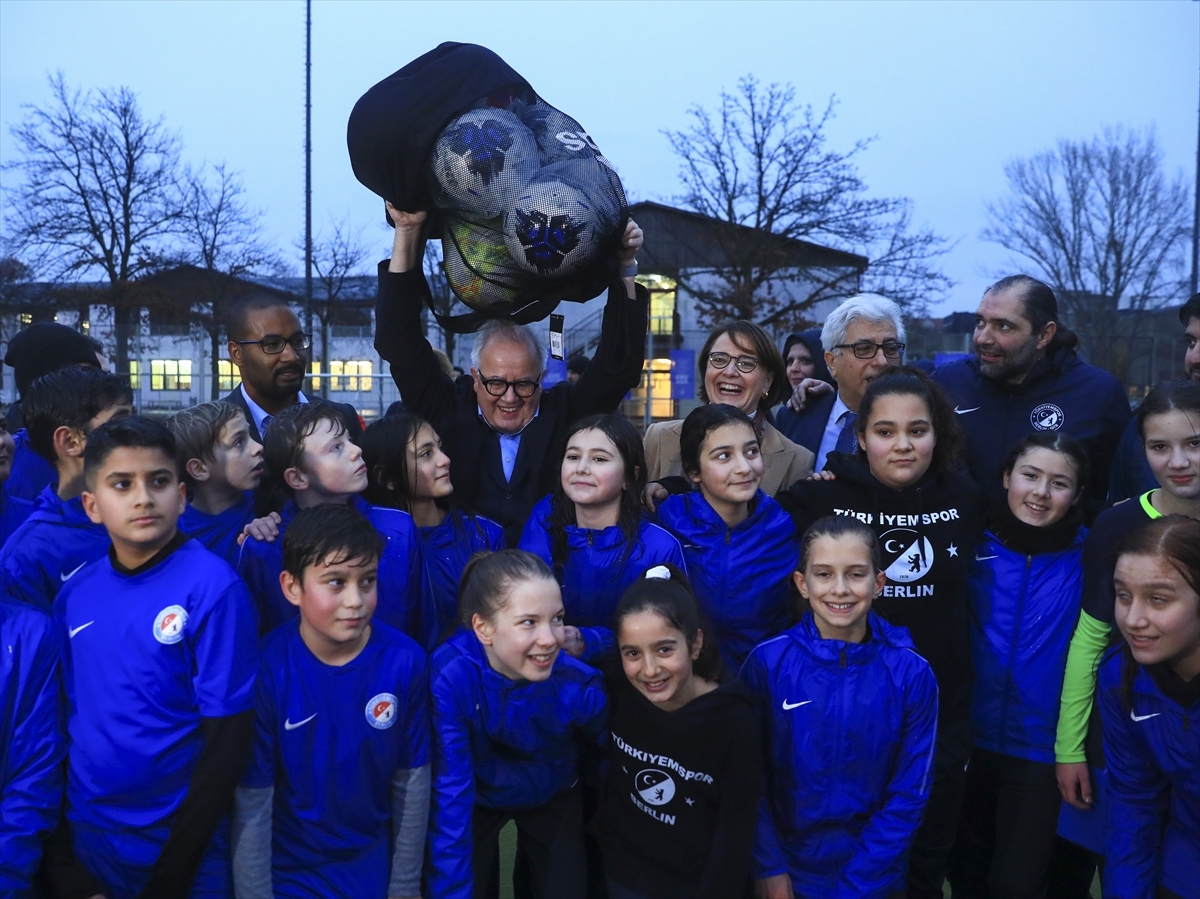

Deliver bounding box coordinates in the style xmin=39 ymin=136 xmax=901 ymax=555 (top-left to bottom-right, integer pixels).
xmin=835 ymin=647 xmax=848 ymax=799
xmin=998 ymin=554 xmax=1033 ymax=755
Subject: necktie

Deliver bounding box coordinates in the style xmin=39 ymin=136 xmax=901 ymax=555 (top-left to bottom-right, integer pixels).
xmin=834 ymin=411 xmax=859 ymax=455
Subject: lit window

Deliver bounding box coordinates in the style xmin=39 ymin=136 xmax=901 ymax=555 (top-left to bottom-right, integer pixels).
xmin=329 ymin=360 xmax=373 ymax=392
xmin=309 ymin=362 xmax=321 ymax=393
xmin=637 ymin=274 xmax=676 ymax=336
xmin=81 ymin=320 xmax=90 ymax=332
xmin=218 ymin=360 xmax=240 ymax=392
xmin=19 ymin=313 xmax=32 ymax=326
xmin=150 ymin=359 xmax=192 ymax=391
xmin=129 ymin=360 xmax=141 ymax=391
xmin=632 ymin=358 xmax=673 ymax=419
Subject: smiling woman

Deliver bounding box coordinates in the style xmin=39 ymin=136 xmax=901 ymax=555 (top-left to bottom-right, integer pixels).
xmin=643 ymin=321 xmax=814 ymax=496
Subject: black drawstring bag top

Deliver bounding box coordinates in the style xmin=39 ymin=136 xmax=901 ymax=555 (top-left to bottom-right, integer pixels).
xmin=347 ymin=42 xmax=628 ymax=328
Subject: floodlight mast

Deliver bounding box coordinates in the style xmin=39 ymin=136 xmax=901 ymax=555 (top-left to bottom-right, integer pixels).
xmin=305 ymin=0 xmax=314 ymax=346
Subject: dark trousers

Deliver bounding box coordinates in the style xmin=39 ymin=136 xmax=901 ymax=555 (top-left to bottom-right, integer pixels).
xmin=472 ymin=785 xmax=586 ymax=899
xmin=947 ymin=747 xmax=1062 ymax=899
xmin=906 ymin=715 xmax=973 ymax=899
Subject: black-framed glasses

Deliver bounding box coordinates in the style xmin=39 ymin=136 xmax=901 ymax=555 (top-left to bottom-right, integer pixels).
xmin=834 ymin=340 xmax=905 ymax=360
xmin=478 ymin=375 xmax=540 ymax=398
xmin=233 ymin=333 xmax=311 ymax=355
xmin=707 ymin=352 xmax=760 ymax=373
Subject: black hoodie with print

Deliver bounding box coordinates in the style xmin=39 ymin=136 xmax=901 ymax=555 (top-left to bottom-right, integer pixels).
xmin=776 ymin=451 xmax=989 ymax=726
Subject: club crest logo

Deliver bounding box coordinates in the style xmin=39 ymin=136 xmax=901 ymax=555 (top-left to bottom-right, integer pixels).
xmin=635 ymin=769 xmax=676 ymax=806
xmin=153 ymin=605 xmax=188 ymax=645
xmin=1031 ymin=403 xmax=1065 ymax=431
xmin=365 ymin=693 xmax=398 ymax=730
xmin=882 ymin=529 xmax=935 ymax=583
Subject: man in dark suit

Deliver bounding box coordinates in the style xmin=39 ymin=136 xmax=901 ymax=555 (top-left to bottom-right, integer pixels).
xmin=777 ymin=294 xmax=906 ymax=470
xmin=222 ymin=295 xmax=362 ymax=511
xmin=375 ymin=204 xmax=648 ymax=545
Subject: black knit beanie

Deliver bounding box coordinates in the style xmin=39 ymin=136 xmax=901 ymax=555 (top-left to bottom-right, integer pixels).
xmin=4 ymin=323 xmax=100 ymax=395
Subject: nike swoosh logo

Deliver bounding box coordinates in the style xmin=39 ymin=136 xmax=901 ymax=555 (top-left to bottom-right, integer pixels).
xmin=284 ymin=713 xmax=317 ymax=731
xmin=68 ymin=621 xmax=95 ymax=638
xmin=974 ymin=553 xmax=999 ymax=561
xmin=782 ymin=699 xmax=813 ymax=710
xmin=1130 ymin=711 xmax=1161 ymax=723
xmin=954 ymin=406 xmax=981 ymax=414
xmin=60 ymin=563 xmax=86 ymax=582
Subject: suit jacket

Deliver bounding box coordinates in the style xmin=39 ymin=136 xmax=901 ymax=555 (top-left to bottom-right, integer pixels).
xmin=772 ymin=390 xmax=837 ymax=456
xmin=220 ymin=386 xmax=363 ymax=514
xmin=643 ymin=417 xmax=815 ymax=497
xmin=374 ymin=264 xmax=649 ymax=546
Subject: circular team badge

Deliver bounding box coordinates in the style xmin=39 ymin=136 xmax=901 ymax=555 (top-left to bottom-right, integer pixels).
xmin=1031 ymin=403 xmax=1065 ymax=431
xmin=882 ymin=529 xmax=935 ymax=584
xmin=153 ymin=605 xmax=188 ymax=645
xmin=365 ymin=693 xmax=398 ymax=730
xmin=635 ymin=769 xmax=676 ymax=806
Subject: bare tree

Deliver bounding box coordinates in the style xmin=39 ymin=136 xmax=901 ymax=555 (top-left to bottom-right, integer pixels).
xmin=299 ymin=219 xmax=370 ymax=397
xmin=3 ymin=73 xmax=184 ymax=374
xmin=983 ymin=127 xmax=1191 ymax=379
xmin=179 ymin=163 xmax=281 ymax=398
xmin=422 ymin=241 xmax=460 ymax=364
xmin=665 ymin=77 xmax=953 ymax=328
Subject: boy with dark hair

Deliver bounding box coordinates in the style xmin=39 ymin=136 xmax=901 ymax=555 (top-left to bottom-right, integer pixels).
xmin=238 ymin=403 xmax=433 ymax=645
xmin=46 ymin=415 xmax=259 ymax=899
xmin=0 ymin=408 xmax=35 ymax=548
xmin=169 ymin=401 xmax=267 ymax=567
xmin=232 ymin=503 xmax=430 ymax=899
xmin=0 ymin=597 xmax=64 ymax=893
xmin=0 ymin=367 xmax=132 ymax=610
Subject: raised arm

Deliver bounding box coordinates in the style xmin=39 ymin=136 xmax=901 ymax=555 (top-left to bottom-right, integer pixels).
xmin=375 ymin=204 xmax=458 ymax=428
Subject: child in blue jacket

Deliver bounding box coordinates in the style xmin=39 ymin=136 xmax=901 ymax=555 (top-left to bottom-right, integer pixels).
xmin=1099 ymin=516 xmax=1199 ymax=899
xmin=950 ymin=432 xmax=1089 ymax=898
xmin=520 ymin=413 xmax=686 ymax=662
xmin=361 ymin=413 xmax=504 ymax=643
xmin=427 ymin=550 xmax=607 ymax=899
xmin=656 ymin=404 xmax=799 ymax=670
xmin=742 ymin=514 xmax=938 ymax=899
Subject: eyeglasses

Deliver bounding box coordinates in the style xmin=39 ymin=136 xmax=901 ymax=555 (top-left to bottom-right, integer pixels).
xmin=233 ymin=333 xmax=311 ymax=355
xmin=834 ymin=340 xmax=905 ymax=360
xmin=707 ymin=352 xmax=760 ymax=373
xmin=478 ymin=375 xmax=541 ymax=398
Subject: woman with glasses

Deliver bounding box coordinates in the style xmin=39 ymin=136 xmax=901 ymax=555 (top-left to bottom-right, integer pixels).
xmin=644 ymin=321 xmax=815 ymax=498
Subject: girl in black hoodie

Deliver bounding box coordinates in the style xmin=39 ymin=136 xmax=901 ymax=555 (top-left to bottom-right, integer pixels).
xmin=595 ymin=566 xmax=760 ymax=899
xmin=776 ymin=366 xmax=988 ymax=899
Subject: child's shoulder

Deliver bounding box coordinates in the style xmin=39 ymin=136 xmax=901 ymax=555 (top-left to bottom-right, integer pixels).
xmin=367 ymin=620 xmax=428 ymax=671
xmin=365 ymin=504 xmax=418 ymax=540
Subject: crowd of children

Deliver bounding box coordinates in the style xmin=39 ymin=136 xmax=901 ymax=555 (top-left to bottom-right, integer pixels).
xmin=0 ymin=349 xmax=1197 ymax=899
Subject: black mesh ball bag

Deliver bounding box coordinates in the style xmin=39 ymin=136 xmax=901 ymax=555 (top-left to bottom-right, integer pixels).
xmin=347 ymin=42 xmax=628 ymax=330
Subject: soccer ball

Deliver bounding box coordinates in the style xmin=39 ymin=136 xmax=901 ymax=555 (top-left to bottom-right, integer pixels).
xmin=514 ymin=103 xmax=601 ymax=164
xmin=442 ymin=217 xmax=521 ymax=310
xmin=432 ymin=108 xmax=540 ymax=219
xmin=502 ymin=171 xmax=605 ymax=277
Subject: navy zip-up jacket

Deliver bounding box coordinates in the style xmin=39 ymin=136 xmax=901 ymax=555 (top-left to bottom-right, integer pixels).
xmin=932 ymin=348 xmax=1130 ymax=504
xmin=968 ymin=525 xmax=1086 ymax=763
xmin=1099 ymin=651 xmax=1200 ymax=899
xmin=419 ymin=510 xmax=505 ymax=642
xmin=0 ymin=485 xmax=110 ymax=612
xmin=0 ymin=599 xmax=64 ymax=895
xmin=741 ymin=612 xmax=938 ymax=899
xmin=519 ymin=495 xmax=688 ymax=661
xmin=427 ymin=628 xmax=607 ymax=899
xmin=656 ymin=489 xmax=799 ymax=671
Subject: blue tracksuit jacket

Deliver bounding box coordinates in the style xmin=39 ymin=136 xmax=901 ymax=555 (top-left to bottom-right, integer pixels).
xmin=519 ymin=495 xmax=688 ymax=661
xmin=427 ymin=628 xmax=607 ymax=899
xmin=419 ymin=509 xmax=505 ymax=643
xmin=932 ymin=348 xmax=1130 ymax=503
xmin=656 ymin=489 xmax=799 ymax=670
xmin=0 ymin=485 xmax=110 ymax=612
xmin=741 ymin=613 xmax=938 ymax=899
xmin=0 ymin=486 xmax=34 ymax=550
xmin=0 ymin=599 xmax=64 ymax=895
xmin=4 ymin=430 xmax=56 ymax=502
xmin=968 ymin=526 xmax=1087 ymax=763
xmin=1098 ymin=651 xmax=1200 ymax=899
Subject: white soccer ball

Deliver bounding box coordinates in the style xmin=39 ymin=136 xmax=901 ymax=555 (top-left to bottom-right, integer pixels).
xmin=441 ymin=217 xmax=520 ymax=311
xmin=502 ymin=169 xmax=604 ymax=277
xmin=432 ymin=108 xmax=539 ymax=218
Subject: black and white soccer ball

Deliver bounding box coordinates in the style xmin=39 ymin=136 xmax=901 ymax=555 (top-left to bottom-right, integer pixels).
xmin=432 ymin=108 xmax=539 ymax=218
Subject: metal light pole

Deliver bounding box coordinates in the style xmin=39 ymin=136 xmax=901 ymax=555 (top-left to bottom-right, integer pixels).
xmin=304 ymin=0 xmax=314 ymax=353
xmin=1192 ymin=43 xmax=1199 ymax=296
